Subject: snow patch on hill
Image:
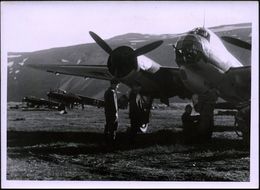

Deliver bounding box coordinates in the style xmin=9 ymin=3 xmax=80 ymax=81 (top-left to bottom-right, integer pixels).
xmin=8 ymin=61 xmax=14 ymax=67
xmin=8 ymin=54 xmax=22 ymax=58
xmin=18 ymin=58 xmax=29 ymax=66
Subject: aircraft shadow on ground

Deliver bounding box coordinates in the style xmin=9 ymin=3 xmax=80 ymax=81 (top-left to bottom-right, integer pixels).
xmin=7 ymin=130 xmax=248 ymax=156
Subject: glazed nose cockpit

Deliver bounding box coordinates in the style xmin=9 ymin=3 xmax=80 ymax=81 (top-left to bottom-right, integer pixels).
xmin=175 ymin=27 xmax=210 ymax=65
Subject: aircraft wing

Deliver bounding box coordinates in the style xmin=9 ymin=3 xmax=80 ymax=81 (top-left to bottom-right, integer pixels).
xmin=137 ymin=66 xmax=192 ymax=100
xmin=28 ymin=64 xmax=113 ymax=81
xmin=219 ymin=66 xmax=251 ymax=102
xmin=28 ymin=62 xmax=192 ymax=101
xmin=225 ymin=66 xmax=251 ymax=85
xmin=78 ymin=95 xmax=105 ymax=107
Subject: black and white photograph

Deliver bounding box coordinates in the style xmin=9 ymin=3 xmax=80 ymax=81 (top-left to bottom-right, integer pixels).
xmin=1 ymin=1 xmax=259 ymax=189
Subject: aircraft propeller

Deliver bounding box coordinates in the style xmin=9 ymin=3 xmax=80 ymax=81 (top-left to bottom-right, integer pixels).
xmin=134 ymin=40 xmax=164 ymax=56
xmin=221 ymin=36 xmax=251 ymax=50
xmin=89 ymin=31 xmax=112 ymax=54
xmin=89 ymin=31 xmax=163 ymax=78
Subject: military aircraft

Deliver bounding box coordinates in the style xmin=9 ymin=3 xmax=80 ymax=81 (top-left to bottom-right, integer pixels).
xmin=47 ymin=88 xmax=128 ymax=109
xmin=47 ymin=89 xmax=87 ymax=109
xmin=22 ymin=96 xmax=60 ymax=109
xmin=28 ymin=26 xmax=251 ymax=143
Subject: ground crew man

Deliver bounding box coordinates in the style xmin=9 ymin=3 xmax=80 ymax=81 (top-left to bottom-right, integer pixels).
xmin=182 ymin=104 xmax=200 ymax=143
xmin=104 ymin=80 xmax=119 ymax=144
xmin=128 ymin=90 xmax=152 ymax=141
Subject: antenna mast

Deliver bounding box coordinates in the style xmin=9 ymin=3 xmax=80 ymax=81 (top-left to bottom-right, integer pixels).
xmin=203 ymin=10 xmax=206 ymax=28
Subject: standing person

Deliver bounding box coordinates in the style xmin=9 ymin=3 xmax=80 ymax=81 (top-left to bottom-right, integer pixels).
xmin=128 ymin=89 xmax=152 ymax=141
xmin=81 ymin=103 xmax=84 ymax=110
xmin=104 ymin=80 xmax=119 ymax=144
xmin=128 ymin=90 xmax=142 ymax=140
xmin=182 ymin=104 xmax=200 ymax=143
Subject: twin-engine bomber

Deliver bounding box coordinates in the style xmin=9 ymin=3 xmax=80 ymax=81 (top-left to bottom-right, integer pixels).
xmin=28 ymin=26 xmax=251 ymax=144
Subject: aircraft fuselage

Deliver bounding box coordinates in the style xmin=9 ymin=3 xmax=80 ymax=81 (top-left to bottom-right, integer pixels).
xmin=175 ymin=27 xmax=249 ymax=104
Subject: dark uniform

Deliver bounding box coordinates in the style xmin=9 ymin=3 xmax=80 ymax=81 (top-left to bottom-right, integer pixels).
xmin=129 ymin=92 xmax=142 ymax=135
xmin=182 ymin=105 xmax=200 ymax=143
xmin=129 ymin=91 xmax=151 ymax=139
xmin=104 ymin=86 xmax=118 ymax=142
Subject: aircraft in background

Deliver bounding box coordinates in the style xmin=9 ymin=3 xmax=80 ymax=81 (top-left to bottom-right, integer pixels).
xmin=47 ymin=89 xmax=87 ymax=109
xmin=28 ymin=26 xmax=251 ymax=143
xmin=47 ymin=89 xmax=129 ymax=109
xmin=22 ymin=96 xmax=60 ymax=109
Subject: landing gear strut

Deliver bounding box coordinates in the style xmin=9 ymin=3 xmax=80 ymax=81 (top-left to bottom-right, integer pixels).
xmin=235 ymin=105 xmax=250 ymax=145
xmin=193 ymin=90 xmax=218 ymax=142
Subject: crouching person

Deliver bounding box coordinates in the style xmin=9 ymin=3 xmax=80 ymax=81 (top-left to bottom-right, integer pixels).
xmin=181 ymin=104 xmax=200 ymax=144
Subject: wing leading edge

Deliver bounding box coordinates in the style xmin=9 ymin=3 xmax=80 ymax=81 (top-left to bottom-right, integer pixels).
xmin=27 ymin=63 xmax=192 ymax=100
xmin=28 ymin=64 xmax=113 ymax=81
xmin=218 ymin=66 xmax=251 ymax=103
xmin=135 ymin=66 xmax=192 ymax=100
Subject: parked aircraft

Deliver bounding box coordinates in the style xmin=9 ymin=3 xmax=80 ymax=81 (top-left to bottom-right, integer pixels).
xmin=47 ymin=89 xmax=88 ymax=109
xmin=22 ymin=96 xmax=60 ymax=109
xmin=28 ymin=27 xmax=251 ymax=143
xmin=47 ymin=89 xmax=129 ymax=109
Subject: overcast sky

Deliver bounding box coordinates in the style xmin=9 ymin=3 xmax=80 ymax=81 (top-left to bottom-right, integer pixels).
xmin=1 ymin=1 xmax=258 ymax=52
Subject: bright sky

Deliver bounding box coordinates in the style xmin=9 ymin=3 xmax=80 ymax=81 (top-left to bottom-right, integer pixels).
xmin=1 ymin=1 xmax=258 ymax=52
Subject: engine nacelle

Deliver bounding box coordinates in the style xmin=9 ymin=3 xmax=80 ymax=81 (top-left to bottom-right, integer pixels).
xmin=119 ymin=55 xmax=161 ymax=87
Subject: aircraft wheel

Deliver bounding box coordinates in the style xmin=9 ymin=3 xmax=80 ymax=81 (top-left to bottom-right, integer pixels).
xmin=242 ymin=127 xmax=250 ymax=146
xmin=235 ymin=117 xmax=250 ymax=146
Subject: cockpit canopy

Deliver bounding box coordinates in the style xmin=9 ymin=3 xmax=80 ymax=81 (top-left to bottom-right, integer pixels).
xmin=189 ymin=27 xmax=210 ymax=41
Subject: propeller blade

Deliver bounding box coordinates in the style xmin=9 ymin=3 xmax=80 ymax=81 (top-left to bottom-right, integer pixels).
xmin=89 ymin=31 xmax=113 ymax=54
xmin=221 ymin=36 xmax=251 ymax=50
xmin=134 ymin=40 xmax=163 ymax=56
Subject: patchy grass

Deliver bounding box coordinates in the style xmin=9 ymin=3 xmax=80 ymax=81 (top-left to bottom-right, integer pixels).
xmin=6 ymin=106 xmax=249 ymax=181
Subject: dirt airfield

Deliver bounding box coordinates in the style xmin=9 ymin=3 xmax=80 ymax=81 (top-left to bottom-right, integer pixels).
xmin=7 ymin=103 xmax=250 ymax=181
